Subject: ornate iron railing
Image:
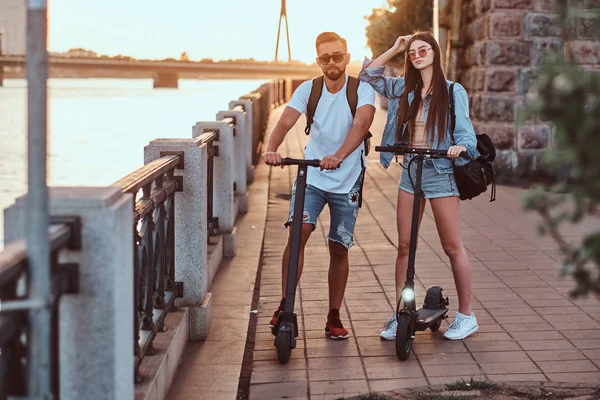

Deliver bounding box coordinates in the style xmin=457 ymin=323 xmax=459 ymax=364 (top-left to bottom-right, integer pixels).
xmin=203 ymin=131 xmax=219 ymax=237
xmin=0 ymin=219 xmax=80 ymax=399
xmin=112 ymin=154 xmax=182 ymax=383
xmin=0 ymin=78 xmax=287 ymax=397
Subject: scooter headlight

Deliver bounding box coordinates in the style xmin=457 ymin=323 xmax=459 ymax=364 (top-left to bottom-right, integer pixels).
xmin=401 ymin=288 xmax=415 ymax=302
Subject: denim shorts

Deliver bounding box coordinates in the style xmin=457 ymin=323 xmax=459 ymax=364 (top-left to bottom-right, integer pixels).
xmin=286 ymin=176 xmax=362 ymax=249
xmin=398 ymin=159 xmax=459 ymax=199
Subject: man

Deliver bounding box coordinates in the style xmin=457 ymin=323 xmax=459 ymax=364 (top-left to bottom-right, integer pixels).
xmin=264 ymin=32 xmax=376 ymax=339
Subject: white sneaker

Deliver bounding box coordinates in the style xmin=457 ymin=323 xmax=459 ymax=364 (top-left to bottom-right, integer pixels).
xmin=379 ymin=315 xmax=397 ymax=340
xmin=444 ymin=312 xmax=479 ymax=340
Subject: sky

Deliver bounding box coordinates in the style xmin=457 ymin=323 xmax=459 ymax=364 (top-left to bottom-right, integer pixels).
xmin=47 ymin=0 xmax=389 ymax=63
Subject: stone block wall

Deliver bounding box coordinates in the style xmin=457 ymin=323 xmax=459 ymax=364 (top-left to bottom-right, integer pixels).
xmin=457 ymin=0 xmax=600 ymax=181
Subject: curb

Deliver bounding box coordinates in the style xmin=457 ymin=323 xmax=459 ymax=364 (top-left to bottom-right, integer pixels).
xmin=344 ymin=380 xmax=600 ymax=400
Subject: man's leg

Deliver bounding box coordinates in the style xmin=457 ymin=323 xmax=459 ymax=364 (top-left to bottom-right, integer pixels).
xmin=323 ymin=178 xmax=361 ymax=339
xmin=328 ymin=240 xmax=349 ymax=311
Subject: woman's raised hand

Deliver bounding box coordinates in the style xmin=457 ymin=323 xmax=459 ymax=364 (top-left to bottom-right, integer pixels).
xmin=392 ymin=35 xmax=411 ymax=54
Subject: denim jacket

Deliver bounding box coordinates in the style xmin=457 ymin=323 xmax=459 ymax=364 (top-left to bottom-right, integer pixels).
xmin=358 ymin=58 xmax=480 ymax=173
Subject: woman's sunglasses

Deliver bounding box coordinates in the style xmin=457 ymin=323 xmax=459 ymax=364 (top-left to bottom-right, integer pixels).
xmin=408 ymin=48 xmax=432 ymax=61
xmin=318 ymin=53 xmax=346 ymax=64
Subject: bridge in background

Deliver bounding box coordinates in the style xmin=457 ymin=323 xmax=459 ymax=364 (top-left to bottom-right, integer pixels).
xmin=0 ymin=55 xmax=324 ymax=87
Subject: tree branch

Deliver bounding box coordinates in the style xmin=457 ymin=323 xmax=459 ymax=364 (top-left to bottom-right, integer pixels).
xmin=538 ymin=206 xmax=578 ymax=262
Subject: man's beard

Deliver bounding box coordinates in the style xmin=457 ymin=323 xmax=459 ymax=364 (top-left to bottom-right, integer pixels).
xmin=324 ymin=67 xmax=345 ymax=81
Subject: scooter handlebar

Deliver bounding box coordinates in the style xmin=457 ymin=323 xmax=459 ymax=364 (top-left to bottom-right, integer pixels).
xmin=374 ymin=145 xmax=469 ymax=159
xmin=280 ymin=158 xmax=321 ymax=167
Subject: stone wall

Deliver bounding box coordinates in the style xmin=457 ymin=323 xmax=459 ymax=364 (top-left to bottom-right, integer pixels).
xmin=457 ymin=0 xmax=600 ymax=181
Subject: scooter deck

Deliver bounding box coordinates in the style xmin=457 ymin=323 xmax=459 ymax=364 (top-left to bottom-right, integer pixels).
xmin=417 ymin=307 xmax=448 ymax=324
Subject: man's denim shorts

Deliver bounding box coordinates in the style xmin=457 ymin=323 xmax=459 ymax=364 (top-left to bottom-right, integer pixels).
xmin=398 ymin=159 xmax=459 ymax=199
xmin=286 ymin=176 xmax=362 ymax=249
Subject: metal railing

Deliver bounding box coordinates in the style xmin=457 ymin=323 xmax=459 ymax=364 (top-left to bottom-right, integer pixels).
xmin=0 ymin=77 xmax=293 ymax=397
xmin=107 ymin=79 xmax=286 ymax=383
xmin=112 ymin=154 xmax=183 ymax=383
xmin=0 ymin=219 xmax=80 ymax=399
xmin=201 ymin=131 xmax=219 ymax=238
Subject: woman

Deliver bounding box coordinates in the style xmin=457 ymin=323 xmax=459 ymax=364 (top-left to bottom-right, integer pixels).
xmin=358 ymin=31 xmax=480 ymax=341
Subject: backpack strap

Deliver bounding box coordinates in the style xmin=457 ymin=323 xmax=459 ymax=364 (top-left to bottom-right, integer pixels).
xmin=448 ymin=82 xmax=456 ymax=144
xmin=305 ymin=76 xmax=324 ymax=135
xmin=346 ymin=76 xmax=359 ymax=117
xmin=348 ymin=75 xmax=373 ymax=144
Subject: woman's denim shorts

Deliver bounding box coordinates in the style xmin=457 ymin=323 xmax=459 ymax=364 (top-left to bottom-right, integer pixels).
xmin=398 ymin=158 xmax=460 ymax=199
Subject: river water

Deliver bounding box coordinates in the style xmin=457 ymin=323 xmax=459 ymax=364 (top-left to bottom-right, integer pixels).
xmin=0 ymin=78 xmax=267 ymax=247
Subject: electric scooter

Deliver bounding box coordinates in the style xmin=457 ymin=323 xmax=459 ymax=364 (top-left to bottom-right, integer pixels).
xmin=374 ymin=143 xmax=468 ymax=361
xmin=271 ymin=157 xmax=321 ymax=364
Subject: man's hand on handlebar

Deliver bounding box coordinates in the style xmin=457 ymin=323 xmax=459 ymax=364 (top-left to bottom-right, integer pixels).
xmin=447 ymin=145 xmax=467 ymax=159
xmin=320 ymin=155 xmax=343 ymax=171
xmin=264 ymin=151 xmax=284 ymax=168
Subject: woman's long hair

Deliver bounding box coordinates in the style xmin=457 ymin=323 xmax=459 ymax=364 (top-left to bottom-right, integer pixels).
xmin=396 ymin=31 xmax=449 ymax=145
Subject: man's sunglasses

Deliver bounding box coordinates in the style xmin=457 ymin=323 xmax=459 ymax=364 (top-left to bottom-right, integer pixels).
xmin=318 ymin=53 xmax=346 ymax=64
xmin=408 ymin=48 xmax=432 ymax=61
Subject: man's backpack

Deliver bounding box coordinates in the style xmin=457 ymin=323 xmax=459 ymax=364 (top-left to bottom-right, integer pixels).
xmin=448 ymin=82 xmax=497 ymax=202
xmin=304 ymin=75 xmax=373 ymax=155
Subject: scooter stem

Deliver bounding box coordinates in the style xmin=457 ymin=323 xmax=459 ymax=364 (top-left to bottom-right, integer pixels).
xmin=405 ymin=154 xmax=424 ymax=291
xmin=284 ymin=165 xmax=308 ymax=313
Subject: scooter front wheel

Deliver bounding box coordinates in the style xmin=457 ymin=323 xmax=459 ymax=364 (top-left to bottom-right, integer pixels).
xmin=275 ymin=329 xmax=292 ymax=364
xmin=395 ymin=314 xmax=413 ymax=361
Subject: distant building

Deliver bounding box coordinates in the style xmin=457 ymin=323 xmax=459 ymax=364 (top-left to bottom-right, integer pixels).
xmin=0 ymin=0 xmax=26 ymax=55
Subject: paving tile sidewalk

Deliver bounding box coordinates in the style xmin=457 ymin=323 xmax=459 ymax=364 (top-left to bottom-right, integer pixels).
xmin=250 ymin=101 xmax=600 ymax=400
xmin=166 ymin=150 xmax=271 ymax=400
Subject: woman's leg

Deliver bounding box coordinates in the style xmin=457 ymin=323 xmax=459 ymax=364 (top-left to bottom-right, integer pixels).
xmin=428 ymin=196 xmax=472 ymax=315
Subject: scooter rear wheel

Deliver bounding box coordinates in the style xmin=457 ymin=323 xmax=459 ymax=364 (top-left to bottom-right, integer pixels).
xmin=395 ymin=314 xmax=413 ymax=361
xmin=276 ymin=330 xmax=292 ymax=364
xmin=429 ymin=319 xmax=442 ymax=332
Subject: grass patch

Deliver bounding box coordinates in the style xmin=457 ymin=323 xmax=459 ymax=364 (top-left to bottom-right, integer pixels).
xmin=445 ymin=378 xmax=499 ymax=392
xmin=357 ymin=393 xmax=390 ymax=400
xmin=417 ymin=394 xmax=472 ymax=400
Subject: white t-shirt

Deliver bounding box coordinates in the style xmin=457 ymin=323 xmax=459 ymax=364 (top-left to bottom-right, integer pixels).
xmin=287 ymin=75 xmax=376 ymax=193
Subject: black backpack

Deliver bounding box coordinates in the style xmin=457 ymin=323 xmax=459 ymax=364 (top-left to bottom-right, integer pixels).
xmin=304 ymin=75 xmax=373 ymax=155
xmin=448 ymin=83 xmax=497 ymax=202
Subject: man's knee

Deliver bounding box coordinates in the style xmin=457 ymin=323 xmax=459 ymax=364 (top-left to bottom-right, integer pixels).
xmin=300 ymin=223 xmax=314 ymax=245
xmin=329 ymin=209 xmax=357 ymax=250
xmin=287 ymin=223 xmax=314 ymax=248
xmin=328 ymin=191 xmax=360 ymax=250
xmin=329 ymin=240 xmax=349 ymax=260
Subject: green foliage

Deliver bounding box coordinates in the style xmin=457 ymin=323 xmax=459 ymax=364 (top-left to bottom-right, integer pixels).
xmin=364 ymin=0 xmax=433 ymax=65
xmin=357 ymin=393 xmax=390 ymax=400
xmin=445 ymin=378 xmax=499 ymax=392
xmin=416 ymin=394 xmax=471 ymax=400
xmin=520 ymin=0 xmax=600 ymax=298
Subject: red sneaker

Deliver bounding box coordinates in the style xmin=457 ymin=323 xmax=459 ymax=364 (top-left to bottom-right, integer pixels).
xmin=269 ymin=298 xmax=285 ymax=329
xmin=325 ymin=308 xmax=349 ymax=340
